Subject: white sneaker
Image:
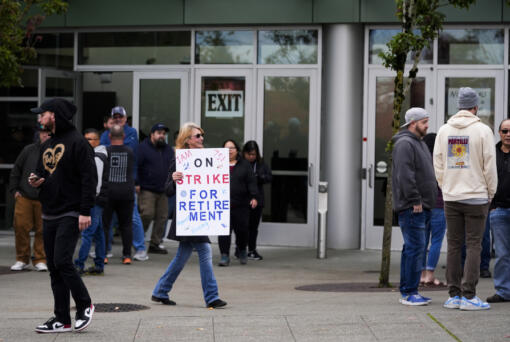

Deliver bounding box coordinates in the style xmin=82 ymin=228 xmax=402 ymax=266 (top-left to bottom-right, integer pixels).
xmin=89 ymin=251 xmax=96 ymax=258
xmin=34 ymin=262 xmax=48 ymax=272
xmin=106 ymin=252 xmax=113 ymax=258
xmin=133 ymin=250 xmax=149 ymax=261
xmin=158 ymin=243 xmax=165 ymax=249
xmin=11 ymin=261 xmax=29 ymax=271
xmin=459 ymin=296 xmax=490 ymax=311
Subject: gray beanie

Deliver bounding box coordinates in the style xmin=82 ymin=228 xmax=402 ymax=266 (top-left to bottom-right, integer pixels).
xmin=457 ymin=87 xmax=479 ymax=109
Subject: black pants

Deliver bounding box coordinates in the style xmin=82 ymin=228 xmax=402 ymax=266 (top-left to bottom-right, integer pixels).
xmin=248 ymin=206 xmax=263 ymax=251
xmin=43 ymin=217 xmax=91 ymax=324
xmin=219 ymin=206 xmax=249 ymax=255
xmin=103 ymin=199 xmax=134 ymax=258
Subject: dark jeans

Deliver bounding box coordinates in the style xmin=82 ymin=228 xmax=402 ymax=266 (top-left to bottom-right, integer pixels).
xmin=43 ymin=216 xmax=91 ymax=324
xmin=398 ymin=208 xmax=429 ymax=296
xmin=444 ymin=201 xmax=489 ymax=299
xmin=248 ymin=206 xmax=263 ymax=251
xmin=219 ymin=206 xmax=249 ymax=255
xmin=103 ymin=199 xmax=134 ymax=258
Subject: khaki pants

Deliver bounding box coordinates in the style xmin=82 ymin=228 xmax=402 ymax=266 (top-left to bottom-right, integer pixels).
xmin=138 ymin=190 xmax=168 ymax=247
xmin=444 ymin=201 xmax=489 ymax=299
xmin=13 ymin=196 xmax=46 ymax=265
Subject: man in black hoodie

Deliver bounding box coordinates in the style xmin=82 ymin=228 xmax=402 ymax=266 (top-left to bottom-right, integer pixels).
xmin=29 ymin=98 xmax=97 ymax=333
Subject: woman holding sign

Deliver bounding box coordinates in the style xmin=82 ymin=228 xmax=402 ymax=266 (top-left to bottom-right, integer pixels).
xmin=151 ymin=122 xmax=227 ymax=309
xmin=218 ymin=139 xmax=258 ymax=266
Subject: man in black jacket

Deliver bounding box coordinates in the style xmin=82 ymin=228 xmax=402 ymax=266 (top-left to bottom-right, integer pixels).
xmin=486 ymin=119 xmax=510 ymax=304
xmin=29 ymin=98 xmax=97 ymax=333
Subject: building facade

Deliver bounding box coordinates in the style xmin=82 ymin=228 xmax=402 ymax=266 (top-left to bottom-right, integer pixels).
xmin=1 ymin=0 xmax=508 ymax=250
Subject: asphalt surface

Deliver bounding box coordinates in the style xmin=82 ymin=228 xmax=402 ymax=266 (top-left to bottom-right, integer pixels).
xmin=1 ymin=231 xmax=509 ymax=342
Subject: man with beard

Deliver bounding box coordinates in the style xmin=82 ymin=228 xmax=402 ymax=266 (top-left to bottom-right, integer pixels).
xmin=392 ymin=107 xmax=437 ymax=306
xmin=29 ymin=98 xmax=96 ymax=333
xmin=137 ymin=123 xmax=174 ymax=254
xmin=434 ymin=87 xmax=497 ymax=310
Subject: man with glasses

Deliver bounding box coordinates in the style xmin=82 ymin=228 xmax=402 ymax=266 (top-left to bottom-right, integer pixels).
xmin=486 ymin=119 xmax=510 ymax=304
xmin=100 ymin=106 xmax=148 ymax=262
xmin=434 ymin=87 xmax=497 ymax=311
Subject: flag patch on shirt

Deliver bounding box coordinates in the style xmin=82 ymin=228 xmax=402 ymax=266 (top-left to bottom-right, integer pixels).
xmin=447 ymin=136 xmax=469 ymax=169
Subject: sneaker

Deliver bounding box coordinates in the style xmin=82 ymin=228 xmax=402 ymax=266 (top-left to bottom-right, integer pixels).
xmin=218 ymin=254 xmax=230 ymax=267
xmin=35 ymin=317 xmax=71 ymax=333
xmin=75 ymin=267 xmax=86 ymax=276
xmin=122 ymin=257 xmax=132 ymax=265
xmin=487 ymin=294 xmax=510 ymax=303
xmin=207 ymin=299 xmax=227 ymax=308
xmin=248 ymin=250 xmax=263 ymax=260
xmin=10 ymin=261 xmax=29 ymax=271
xmin=89 ymin=251 xmax=96 ymax=258
xmin=104 ymin=257 xmax=108 ymax=265
xmin=480 ymin=269 xmax=492 ymax=278
xmin=34 ymin=262 xmax=48 ymax=272
xmin=400 ymin=294 xmax=429 ymax=306
xmin=133 ymin=250 xmax=149 ymax=261
xmin=239 ymin=250 xmax=247 ymax=265
xmin=85 ymin=266 xmax=104 ymax=276
xmin=443 ymin=296 xmax=461 ymax=309
xmin=419 ymin=294 xmax=432 ymax=303
xmin=459 ymin=296 xmax=490 ymax=311
xmin=151 ymin=295 xmax=176 ymax=305
xmin=75 ymin=304 xmax=94 ymax=331
xmin=106 ymin=252 xmax=113 ymax=258
xmin=148 ymin=245 xmax=168 ymax=254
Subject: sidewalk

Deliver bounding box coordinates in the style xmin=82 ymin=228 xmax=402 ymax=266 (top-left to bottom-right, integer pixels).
xmin=0 ymin=232 xmax=508 ymax=342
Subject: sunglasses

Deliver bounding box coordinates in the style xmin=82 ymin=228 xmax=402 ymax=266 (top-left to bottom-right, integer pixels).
xmin=501 ymin=129 xmax=510 ymax=134
xmin=191 ymin=133 xmax=204 ymax=139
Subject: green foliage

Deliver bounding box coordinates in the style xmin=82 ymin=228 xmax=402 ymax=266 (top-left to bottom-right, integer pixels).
xmin=378 ymin=0 xmax=475 ymax=288
xmin=0 ymin=0 xmax=68 ymax=88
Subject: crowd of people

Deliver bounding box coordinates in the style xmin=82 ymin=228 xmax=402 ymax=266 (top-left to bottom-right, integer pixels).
xmin=392 ymin=87 xmax=510 ymax=310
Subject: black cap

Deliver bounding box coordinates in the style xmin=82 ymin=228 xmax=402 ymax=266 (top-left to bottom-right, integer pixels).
xmin=151 ymin=123 xmax=169 ymax=133
xmin=31 ymin=98 xmax=77 ymax=121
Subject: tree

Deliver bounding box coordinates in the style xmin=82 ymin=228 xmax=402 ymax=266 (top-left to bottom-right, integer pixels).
xmin=377 ymin=0 xmax=476 ymax=287
xmin=0 ymin=0 xmax=67 ymax=88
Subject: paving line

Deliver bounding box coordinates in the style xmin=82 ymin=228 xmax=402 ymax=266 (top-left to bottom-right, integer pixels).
xmin=284 ymin=316 xmax=297 ymax=342
xmin=427 ymin=313 xmax=462 ymax=342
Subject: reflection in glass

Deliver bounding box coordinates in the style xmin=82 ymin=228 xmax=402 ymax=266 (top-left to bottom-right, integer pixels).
xmin=45 ymin=77 xmax=74 ymax=97
xmin=29 ymin=33 xmax=74 ymax=70
xmin=139 ymin=79 xmax=181 ymax=142
xmin=200 ymin=77 xmax=245 ymax=147
xmin=373 ymin=77 xmax=425 ymax=226
xmin=262 ymin=76 xmax=309 ymax=223
xmin=195 ymin=31 xmax=253 ymax=64
xmin=258 ymin=30 xmax=318 ymax=64
xmin=0 ymin=69 xmax=38 ymax=97
xmin=444 ymin=77 xmax=495 ymax=129
xmin=79 ymin=32 xmax=191 ymax=65
xmin=0 ymin=102 xmax=38 ymax=164
xmin=369 ymin=29 xmax=433 ymax=64
xmin=438 ymin=29 xmax=504 ymax=64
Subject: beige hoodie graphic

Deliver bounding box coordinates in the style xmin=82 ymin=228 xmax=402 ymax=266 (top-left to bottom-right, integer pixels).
xmin=433 ymin=110 xmax=497 ymax=201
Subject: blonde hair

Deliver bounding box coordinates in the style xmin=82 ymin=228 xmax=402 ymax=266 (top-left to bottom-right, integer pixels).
xmin=176 ymin=122 xmax=204 ymax=149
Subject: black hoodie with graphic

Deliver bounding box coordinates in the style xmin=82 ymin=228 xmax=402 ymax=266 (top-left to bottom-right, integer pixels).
xmin=36 ymin=100 xmax=97 ymax=217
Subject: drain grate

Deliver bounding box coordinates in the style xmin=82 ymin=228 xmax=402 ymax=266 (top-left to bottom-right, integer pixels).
xmin=295 ymin=282 xmax=447 ymax=292
xmin=90 ymin=303 xmax=150 ymax=312
xmin=0 ymin=266 xmax=30 ymax=275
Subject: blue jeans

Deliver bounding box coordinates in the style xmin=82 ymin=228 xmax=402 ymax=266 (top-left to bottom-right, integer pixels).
xmin=398 ymin=208 xmax=429 ymax=296
xmin=132 ymin=198 xmax=146 ymax=252
xmin=152 ymin=242 xmax=219 ymax=305
xmin=422 ymin=208 xmax=446 ymax=271
xmin=490 ymin=208 xmax=510 ymax=299
xmin=75 ymin=205 xmax=105 ymax=270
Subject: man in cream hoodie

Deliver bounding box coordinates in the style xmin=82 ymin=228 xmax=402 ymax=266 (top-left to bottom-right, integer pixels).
xmin=434 ymin=87 xmax=497 ymax=311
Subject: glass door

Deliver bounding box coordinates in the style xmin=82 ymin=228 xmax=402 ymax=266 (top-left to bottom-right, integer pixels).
xmin=256 ymin=69 xmax=320 ymax=247
xmin=133 ymin=71 xmax=189 ymax=142
xmin=363 ymin=68 xmax=433 ymax=249
xmin=436 ymin=70 xmax=504 ymax=134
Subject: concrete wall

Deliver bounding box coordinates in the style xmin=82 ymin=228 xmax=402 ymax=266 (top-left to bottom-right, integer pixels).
xmin=322 ymin=24 xmax=364 ymax=249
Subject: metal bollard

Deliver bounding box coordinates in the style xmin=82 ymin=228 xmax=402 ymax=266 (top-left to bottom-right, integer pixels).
xmin=317 ymin=181 xmax=328 ymax=259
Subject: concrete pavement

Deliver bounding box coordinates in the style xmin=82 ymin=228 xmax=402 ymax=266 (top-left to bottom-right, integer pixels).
xmin=1 ymin=231 xmax=509 ymax=342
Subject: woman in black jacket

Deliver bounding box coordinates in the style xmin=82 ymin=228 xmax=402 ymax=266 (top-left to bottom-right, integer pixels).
xmin=218 ymin=139 xmax=258 ymax=266
xmin=151 ymin=122 xmax=226 ymax=309
xmin=242 ymin=140 xmax=272 ymax=260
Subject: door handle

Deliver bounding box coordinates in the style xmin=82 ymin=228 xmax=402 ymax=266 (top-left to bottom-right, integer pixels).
xmin=368 ymin=164 xmax=373 ymax=188
xmin=308 ymin=163 xmax=313 ymax=187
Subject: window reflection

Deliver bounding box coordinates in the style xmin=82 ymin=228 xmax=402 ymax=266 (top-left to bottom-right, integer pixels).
xmin=0 ymin=69 xmax=38 ymax=97
xmin=195 ymin=31 xmax=253 ymax=64
xmin=258 ymin=30 xmax=318 ymax=64
xmin=439 ymin=29 xmax=504 ymax=64
xmin=29 ymin=33 xmax=74 ymax=70
xmin=369 ymin=29 xmax=433 ymax=64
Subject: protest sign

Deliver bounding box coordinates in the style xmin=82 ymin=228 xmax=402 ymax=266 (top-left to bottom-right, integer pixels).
xmin=175 ymin=148 xmax=230 ymax=236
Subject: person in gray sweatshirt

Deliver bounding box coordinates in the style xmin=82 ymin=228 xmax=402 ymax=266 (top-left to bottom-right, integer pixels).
xmin=392 ymin=107 xmax=437 ymax=306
